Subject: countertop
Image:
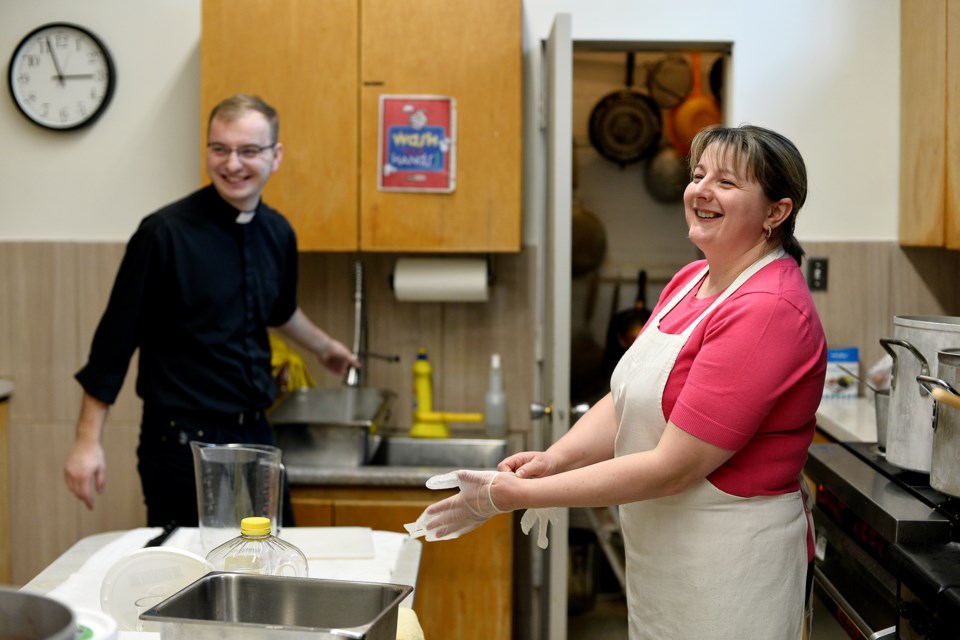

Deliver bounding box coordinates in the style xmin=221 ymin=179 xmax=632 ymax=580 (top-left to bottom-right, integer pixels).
xmin=0 ymin=379 xmax=12 ymax=401
xmin=815 ymin=396 xmax=877 ymax=443
xmin=23 ymin=526 xmax=421 ymax=637
xmin=287 ymin=398 xmax=879 ymax=487
xmin=288 ymin=464 xmax=452 ymax=487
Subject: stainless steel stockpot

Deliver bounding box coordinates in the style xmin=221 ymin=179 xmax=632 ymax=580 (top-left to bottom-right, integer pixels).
xmin=880 ymin=315 xmax=960 ymax=472
xmin=0 ymin=588 xmax=76 ymax=640
xmin=928 ymin=349 xmax=960 ymax=496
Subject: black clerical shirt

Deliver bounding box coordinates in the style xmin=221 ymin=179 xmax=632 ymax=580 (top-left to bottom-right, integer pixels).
xmin=76 ymin=185 xmax=299 ymax=414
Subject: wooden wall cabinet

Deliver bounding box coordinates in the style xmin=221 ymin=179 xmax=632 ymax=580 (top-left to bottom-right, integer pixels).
xmin=899 ymin=0 xmax=960 ymax=248
xmin=201 ymin=0 xmax=521 ymax=253
xmin=291 ymin=485 xmax=512 ymax=639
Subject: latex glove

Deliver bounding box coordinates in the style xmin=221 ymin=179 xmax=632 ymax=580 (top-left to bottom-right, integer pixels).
xmin=520 ymin=508 xmax=560 ymax=549
xmin=404 ymin=470 xmax=504 ymax=541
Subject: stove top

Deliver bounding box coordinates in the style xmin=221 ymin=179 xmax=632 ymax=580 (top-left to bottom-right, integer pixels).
xmin=806 ymin=442 xmax=960 ymax=634
xmin=806 ymin=443 xmax=954 ymax=545
xmin=842 ymin=441 xmax=960 ymax=533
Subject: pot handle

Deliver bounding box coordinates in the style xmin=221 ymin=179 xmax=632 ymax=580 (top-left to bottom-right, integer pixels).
xmin=918 ymin=375 xmax=960 ymax=407
xmin=932 ymin=387 xmax=960 ymax=410
xmin=880 ymin=337 xmax=930 ymax=391
xmin=917 ymin=374 xmax=960 ymax=432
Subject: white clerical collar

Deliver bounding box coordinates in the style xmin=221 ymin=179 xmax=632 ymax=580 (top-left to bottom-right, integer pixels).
xmin=235 ymin=211 xmax=256 ymax=224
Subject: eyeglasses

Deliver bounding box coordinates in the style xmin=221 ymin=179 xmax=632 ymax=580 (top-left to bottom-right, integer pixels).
xmin=206 ymin=142 xmax=276 ymax=160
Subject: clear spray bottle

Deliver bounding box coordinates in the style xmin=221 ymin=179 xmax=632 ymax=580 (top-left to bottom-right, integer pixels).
xmin=484 ymin=353 xmax=508 ymax=438
xmin=205 ymin=516 xmax=308 ymax=577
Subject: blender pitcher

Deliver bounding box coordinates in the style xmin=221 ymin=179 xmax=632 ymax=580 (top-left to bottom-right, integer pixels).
xmin=191 ymin=441 xmax=284 ymax=553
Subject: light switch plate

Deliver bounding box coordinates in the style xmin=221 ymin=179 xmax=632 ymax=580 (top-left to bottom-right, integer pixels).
xmin=807 ymin=257 xmax=828 ymax=291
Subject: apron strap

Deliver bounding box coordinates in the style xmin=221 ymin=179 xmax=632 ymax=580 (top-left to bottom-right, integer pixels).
xmin=654 ymin=248 xmax=786 ymax=338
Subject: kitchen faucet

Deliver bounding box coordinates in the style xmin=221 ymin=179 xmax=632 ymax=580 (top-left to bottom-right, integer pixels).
xmin=344 ymin=260 xmax=399 ymax=387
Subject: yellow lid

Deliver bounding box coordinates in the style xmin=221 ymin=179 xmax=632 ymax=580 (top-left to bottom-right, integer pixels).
xmin=240 ymin=516 xmax=271 ymax=536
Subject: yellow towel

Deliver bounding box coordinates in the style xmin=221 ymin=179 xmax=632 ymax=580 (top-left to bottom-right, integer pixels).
xmin=396 ymin=607 xmax=425 ymax=640
xmin=269 ymin=334 xmax=315 ymax=398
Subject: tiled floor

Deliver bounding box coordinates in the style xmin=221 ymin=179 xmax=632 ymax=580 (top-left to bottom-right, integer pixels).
xmin=566 ymin=525 xmax=628 ymax=640
xmin=568 ymin=595 xmax=628 ymax=639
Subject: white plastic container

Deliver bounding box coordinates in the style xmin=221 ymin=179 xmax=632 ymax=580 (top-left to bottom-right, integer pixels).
xmin=484 ymin=353 xmax=508 ymax=438
xmin=206 ymin=516 xmax=308 ymax=577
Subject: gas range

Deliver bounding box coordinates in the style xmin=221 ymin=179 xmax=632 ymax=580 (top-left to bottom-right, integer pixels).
xmin=805 ymin=442 xmax=960 ymax=639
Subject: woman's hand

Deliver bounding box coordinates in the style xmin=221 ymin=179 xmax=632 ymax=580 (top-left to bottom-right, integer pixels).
xmin=404 ymin=470 xmax=505 ymax=541
xmin=499 ymin=394 xmax=618 ymax=479
xmin=498 ymin=451 xmax=560 ymax=479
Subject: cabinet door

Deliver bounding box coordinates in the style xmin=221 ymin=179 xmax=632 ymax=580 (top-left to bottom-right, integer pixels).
xmin=948 ymin=0 xmax=960 ymax=248
xmin=358 ymin=0 xmax=522 ymax=251
xmin=900 ymin=0 xmax=947 ymax=246
xmin=201 ymin=0 xmax=359 ymax=251
xmin=335 ymin=499 xmax=513 ymax=640
xmin=290 ymin=495 xmax=334 ymax=526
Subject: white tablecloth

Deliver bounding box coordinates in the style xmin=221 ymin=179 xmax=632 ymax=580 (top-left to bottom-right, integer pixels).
xmin=32 ymin=527 xmax=417 ymax=639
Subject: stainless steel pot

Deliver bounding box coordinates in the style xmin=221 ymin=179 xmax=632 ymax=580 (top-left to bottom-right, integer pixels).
xmin=0 ymin=588 xmax=76 ymax=640
xmin=874 ymin=388 xmax=890 ymax=452
xmin=880 ymin=315 xmax=960 ymax=472
xmin=923 ymin=349 xmax=960 ymax=496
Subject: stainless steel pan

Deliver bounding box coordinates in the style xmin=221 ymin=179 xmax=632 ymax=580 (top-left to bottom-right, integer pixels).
xmin=919 ymin=348 xmax=960 ymax=496
xmin=588 ymin=52 xmax=662 ymax=167
xmin=880 ymin=316 xmax=960 ymax=472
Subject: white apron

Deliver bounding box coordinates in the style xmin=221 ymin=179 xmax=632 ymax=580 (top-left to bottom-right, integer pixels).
xmin=611 ymin=248 xmax=808 ymax=640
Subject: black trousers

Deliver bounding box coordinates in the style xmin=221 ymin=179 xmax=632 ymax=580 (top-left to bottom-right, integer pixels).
xmin=137 ymin=408 xmax=296 ymax=529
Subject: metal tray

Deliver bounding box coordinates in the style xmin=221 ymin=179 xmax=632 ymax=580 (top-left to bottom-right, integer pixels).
xmin=140 ymin=572 xmax=413 ymax=639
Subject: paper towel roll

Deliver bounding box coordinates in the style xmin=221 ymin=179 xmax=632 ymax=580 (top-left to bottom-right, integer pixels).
xmin=393 ymin=257 xmax=489 ymax=302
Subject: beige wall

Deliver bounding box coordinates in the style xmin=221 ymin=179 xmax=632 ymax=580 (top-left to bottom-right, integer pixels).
xmin=3 ymin=1 xmax=901 ymax=245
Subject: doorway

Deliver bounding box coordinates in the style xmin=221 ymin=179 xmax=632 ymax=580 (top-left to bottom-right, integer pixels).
xmin=566 ymin=43 xmax=729 ymax=638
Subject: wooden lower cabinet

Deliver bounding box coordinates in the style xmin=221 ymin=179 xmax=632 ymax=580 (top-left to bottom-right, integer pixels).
xmin=291 ymin=485 xmax=513 ymax=639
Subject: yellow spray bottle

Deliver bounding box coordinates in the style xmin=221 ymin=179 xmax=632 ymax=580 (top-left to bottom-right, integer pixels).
xmin=410 ymin=348 xmax=448 ymax=438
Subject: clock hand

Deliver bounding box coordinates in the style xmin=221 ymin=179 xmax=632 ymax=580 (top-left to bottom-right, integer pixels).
xmin=45 ymin=36 xmax=66 ymax=86
xmin=58 ymin=74 xmax=96 ymax=80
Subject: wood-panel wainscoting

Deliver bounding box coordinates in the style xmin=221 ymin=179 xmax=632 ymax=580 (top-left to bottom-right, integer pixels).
xmin=0 ymin=241 xmax=957 ymax=585
xmin=0 ymin=244 xmax=536 ymax=585
xmin=803 ymin=242 xmax=960 ymax=372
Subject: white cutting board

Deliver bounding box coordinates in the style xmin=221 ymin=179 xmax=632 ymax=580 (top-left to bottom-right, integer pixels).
xmin=278 ymin=527 xmax=375 ymax=560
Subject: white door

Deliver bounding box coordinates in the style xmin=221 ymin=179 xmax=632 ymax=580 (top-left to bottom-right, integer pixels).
xmin=539 ymin=12 xmax=573 ymax=640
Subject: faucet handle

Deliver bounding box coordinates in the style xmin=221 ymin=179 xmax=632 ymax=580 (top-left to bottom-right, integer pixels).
xmin=362 ymin=352 xmax=401 ymax=363
xmin=343 ymin=352 xmax=399 ymax=387
xmin=344 ymin=363 xmax=362 ymax=387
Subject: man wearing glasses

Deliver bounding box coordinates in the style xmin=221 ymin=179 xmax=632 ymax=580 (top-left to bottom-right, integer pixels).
xmin=64 ymin=94 xmax=357 ymax=528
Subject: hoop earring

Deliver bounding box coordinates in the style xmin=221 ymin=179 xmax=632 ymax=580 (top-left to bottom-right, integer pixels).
xmin=764 ymin=225 xmax=772 ymax=240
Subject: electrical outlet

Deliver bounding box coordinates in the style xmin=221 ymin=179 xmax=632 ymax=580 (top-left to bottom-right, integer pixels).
xmin=808 ymin=257 xmax=828 ymax=291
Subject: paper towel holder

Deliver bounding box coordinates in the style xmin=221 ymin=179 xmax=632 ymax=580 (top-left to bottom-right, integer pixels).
xmin=388 ymin=254 xmax=495 ymax=296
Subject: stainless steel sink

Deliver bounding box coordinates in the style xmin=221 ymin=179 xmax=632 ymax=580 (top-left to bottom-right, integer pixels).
xmin=269 ymin=387 xmax=394 ymax=427
xmin=268 ymin=387 xmax=395 ymax=467
xmin=269 ymin=389 xmax=507 ymax=469
xmin=368 ymin=436 xmax=507 ymax=469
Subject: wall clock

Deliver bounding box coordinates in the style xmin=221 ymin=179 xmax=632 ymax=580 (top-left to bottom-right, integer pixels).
xmin=7 ymin=23 xmax=116 ymax=131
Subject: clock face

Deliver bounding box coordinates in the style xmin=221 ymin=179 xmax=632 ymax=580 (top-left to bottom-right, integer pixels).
xmin=7 ymin=23 xmax=116 ymax=131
